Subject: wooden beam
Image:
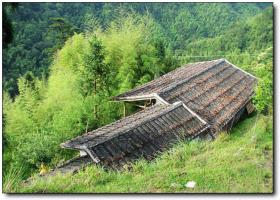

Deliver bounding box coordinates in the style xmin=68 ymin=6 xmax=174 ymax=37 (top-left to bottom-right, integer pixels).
xmin=112 ymin=94 xmax=155 ymax=102
xmin=246 ymin=101 xmax=255 ymax=114
xmin=83 ymin=147 xmax=100 ymax=163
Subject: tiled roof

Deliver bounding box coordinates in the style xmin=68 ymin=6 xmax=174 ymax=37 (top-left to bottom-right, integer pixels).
xmin=61 ymin=58 xmax=257 ymax=168
xmin=114 ymin=58 xmax=257 ymax=131
xmin=61 ymin=102 xmax=210 ymax=168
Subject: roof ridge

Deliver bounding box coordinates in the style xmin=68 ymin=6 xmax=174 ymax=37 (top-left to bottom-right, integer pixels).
xmin=61 ymin=104 xmax=166 ymax=146
xmin=94 ymin=102 xmax=184 ymax=140
xmin=224 ymin=59 xmax=257 ymax=79
xmin=61 ymin=101 xmax=210 ymax=150
xmin=61 ymin=103 xmax=180 ymax=149
xmin=113 ymin=58 xmax=225 ymax=99
xmin=179 ymin=58 xmax=225 ymax=66
xmin=158 ymin=58 xmax=224 ymax=80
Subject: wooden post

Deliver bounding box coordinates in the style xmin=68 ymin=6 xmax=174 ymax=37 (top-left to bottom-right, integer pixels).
xmin=94 ymin=104 xmax=97 ymax=118
xmin=84 ymin=147 xmax=100 ymax=163
xmin=85 ymin=119 xmax=89 ymax=133
xmin=93 ymin=79 xmax=98 ymax=119
xmin=123 ymin=102 xmax=126 ymax=118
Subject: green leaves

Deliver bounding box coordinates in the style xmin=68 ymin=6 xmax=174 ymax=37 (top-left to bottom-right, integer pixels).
xmin=80 ymin=35 xmax=110 ymax=96
xmin=253 ymin=47 xmax=273 ymax=113
xmin=3 ymin=4 xmax=273 ymax=188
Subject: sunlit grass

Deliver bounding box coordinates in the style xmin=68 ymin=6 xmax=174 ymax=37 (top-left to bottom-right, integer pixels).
xmin=6 ymin=113 xmax=273 ymax=193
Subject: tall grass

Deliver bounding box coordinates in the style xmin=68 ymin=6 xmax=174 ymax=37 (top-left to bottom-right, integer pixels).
xmin=3 ymin=167 xmax=23 ymax=193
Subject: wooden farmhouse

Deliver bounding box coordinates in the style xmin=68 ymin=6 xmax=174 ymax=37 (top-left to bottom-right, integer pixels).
xmin=60 ymin=58 xmax=257 ymax=169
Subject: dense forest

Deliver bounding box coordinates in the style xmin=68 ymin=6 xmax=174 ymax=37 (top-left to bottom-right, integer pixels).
xmin=3 ymin=2 xmax=271 ymax=96
xmin=2 ymin=2 xmax=273 ymax=192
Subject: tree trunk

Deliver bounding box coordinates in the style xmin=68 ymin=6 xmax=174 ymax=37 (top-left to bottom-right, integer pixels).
xmin=94 ymin=79 xmax=97 ymax=119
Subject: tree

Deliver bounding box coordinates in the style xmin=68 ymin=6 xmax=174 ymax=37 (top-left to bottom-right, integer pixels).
xmin=49 ymin=17 xmax=77 ymax=40
xmin=79 ymin=35 xmax=111 ymax=117
xmin=48 ymin=17 xmax=78 ymax=50
xmin=253 ymin=47 xmax=273 ymax=114
xmin=2 ymin=3 xmax=18 ymax=49
xmin=80 ymin=35 xmax=110 ymax=96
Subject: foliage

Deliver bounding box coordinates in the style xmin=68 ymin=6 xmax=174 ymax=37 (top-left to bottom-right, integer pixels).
xmin=49 ymin=17 xmax=77 ymax=41
xmin=3 ymin=3 xmax=270 ymax=96
xmin=2 ymin=3 xmax=273 ymax=192
xmin=180 ymin=7 xmax=272 ymax=65
xmin=177 ymin=8 xmax=273 ymax=113
xmin=3 ymin=15 xmax=172 ymax=178
xmin=253 ymin=47 xmax=273 ymax=113
xmin=79 ymin=35 xmax=110 ymax=96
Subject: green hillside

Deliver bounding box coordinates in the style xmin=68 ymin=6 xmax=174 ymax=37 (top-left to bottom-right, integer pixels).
xmin=6 ymin=114 xmax=272 ymax=193
xmin=3 ymin=2 xmax=270 ymax=96
xmin=2 ymin=3 xmax=273 ymax=193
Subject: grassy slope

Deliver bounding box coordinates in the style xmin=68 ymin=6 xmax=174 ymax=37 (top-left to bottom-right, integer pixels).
xmin=16 ymin=113 xmax=273 ymax=193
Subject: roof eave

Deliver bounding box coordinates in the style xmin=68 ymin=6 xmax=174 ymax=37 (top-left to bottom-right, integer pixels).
xmin=111 ymin=93 xmax=170 ymax=105
xmin=111 ymin=94 xmax=155 ymax=102
xmin=60 ymin=142 xmax=84 ymax=151
xmin=60 ymin=143 xmax=101 ymax=163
